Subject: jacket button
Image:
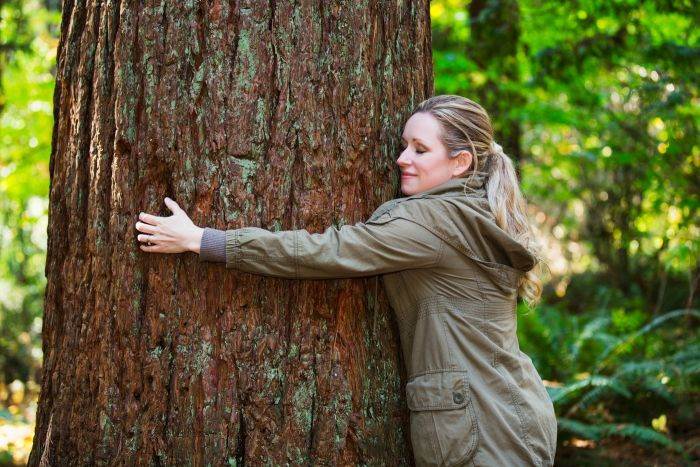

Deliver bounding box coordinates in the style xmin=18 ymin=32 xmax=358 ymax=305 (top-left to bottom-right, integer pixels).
xmin=453 ymin=392 xmax=465 ymax=404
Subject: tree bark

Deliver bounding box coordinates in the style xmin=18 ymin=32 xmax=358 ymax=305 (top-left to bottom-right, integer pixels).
xmin=29 ymin=0 xmax=432 ymax=464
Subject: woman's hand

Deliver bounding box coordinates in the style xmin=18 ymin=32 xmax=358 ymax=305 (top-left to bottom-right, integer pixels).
xmin=135 ymin=197 xmax=203 ymax=254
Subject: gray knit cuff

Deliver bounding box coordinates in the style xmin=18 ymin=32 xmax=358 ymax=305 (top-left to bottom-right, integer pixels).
xmin=199 ymin=227 xmax=226 ymax=262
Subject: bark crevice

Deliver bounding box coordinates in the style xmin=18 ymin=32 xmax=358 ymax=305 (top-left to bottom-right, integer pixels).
xmin=235 ymin=410 xmax=247 ymax=466
xmin=307 ymin=349 xmax=318 ymax=457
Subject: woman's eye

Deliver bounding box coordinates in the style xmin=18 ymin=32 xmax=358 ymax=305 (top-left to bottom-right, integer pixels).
xmin=400 ymin=142 xmax=425 ymax=154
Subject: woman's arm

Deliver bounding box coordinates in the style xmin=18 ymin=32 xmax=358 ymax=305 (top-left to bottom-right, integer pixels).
xmin=198 ymin=217 xmax=444 ymax=279
xmin=133 ymin=197 xmax=443 ymax=279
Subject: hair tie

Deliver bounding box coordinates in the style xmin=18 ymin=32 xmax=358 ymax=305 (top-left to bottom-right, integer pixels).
xmin=491 ymin=141 xmax=503 ymax=154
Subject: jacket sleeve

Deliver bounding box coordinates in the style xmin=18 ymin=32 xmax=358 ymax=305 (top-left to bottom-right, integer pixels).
xmin=203 ymin=216 xmax=444 ymax=279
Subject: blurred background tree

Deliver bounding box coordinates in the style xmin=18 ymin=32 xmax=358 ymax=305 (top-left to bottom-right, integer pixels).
xmin=0 ymin=0 xmax=697 ymax=464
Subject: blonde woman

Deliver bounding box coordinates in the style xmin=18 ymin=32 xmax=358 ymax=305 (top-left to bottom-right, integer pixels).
xmin=134 ymin=95 xmax=556 ymax=466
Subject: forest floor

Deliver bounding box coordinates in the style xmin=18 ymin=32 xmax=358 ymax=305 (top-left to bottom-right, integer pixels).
xmin=2 ymin=392 xmax=698 ymax=466
xmin=555 ymin=429 xmax=700 ymax=466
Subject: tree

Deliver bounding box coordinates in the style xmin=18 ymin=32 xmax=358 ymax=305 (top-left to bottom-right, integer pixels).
xmin=29 ymin=1 xmax=432 ymax=464
xmin=468 ymin=0 xmax=523 ymax=166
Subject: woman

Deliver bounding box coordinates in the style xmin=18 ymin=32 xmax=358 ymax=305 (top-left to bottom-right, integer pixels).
xmin=134 ymin=95 xmax=557 ymax=466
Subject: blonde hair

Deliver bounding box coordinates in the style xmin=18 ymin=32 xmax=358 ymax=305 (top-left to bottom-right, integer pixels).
xmin=412 ymin=94 xmax=546 ymax=308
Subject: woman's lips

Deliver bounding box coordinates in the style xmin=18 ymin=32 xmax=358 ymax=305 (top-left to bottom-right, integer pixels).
xmin=401 ymin=174 xmax=416 ymax=178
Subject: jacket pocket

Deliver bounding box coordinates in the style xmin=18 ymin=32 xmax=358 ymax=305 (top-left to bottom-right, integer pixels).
xmin=406 ymin=370 xmax=480 ymax=466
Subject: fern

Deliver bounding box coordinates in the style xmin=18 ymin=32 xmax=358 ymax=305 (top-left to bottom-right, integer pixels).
xmin=553 ymin=375 xmax=631 ymax=407
xmin=616 ymin=360 xmax=664 ymax=377
xmin=521 ymin=305 xmax=698 ymax=456
xmin=558 ymin=418 xmax=686 ymax=453
xmin=557 ymin=417 xmax=603 ymax=440
xmin=636 ymin=377 xmax=675 ymax=403
xmin=669 ymin=343 xmax=700 ymax=375
xmin=571 ymin=316 xmax=611 ymax=361
xmin=598 ymin=423 xmax=685 ymax=452
xmin=595 ymin=309 xmax=700 ymax=372
xmin=561 ymin=376 xmax=632 ymax=417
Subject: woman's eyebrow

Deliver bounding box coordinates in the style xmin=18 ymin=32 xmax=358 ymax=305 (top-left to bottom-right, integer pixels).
xmin=401 ymin=136 xmax=429 ymax=145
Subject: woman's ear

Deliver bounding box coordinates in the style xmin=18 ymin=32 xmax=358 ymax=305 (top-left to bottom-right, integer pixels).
xmin=451 ymin=150 xmax=473 ymax=177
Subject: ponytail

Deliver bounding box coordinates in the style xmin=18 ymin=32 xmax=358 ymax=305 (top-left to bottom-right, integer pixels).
xmin=486 ymin=141 xmax=545 ymax=308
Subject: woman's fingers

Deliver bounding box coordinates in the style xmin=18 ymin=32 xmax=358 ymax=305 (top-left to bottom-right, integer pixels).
xmin=139 ymin=211 xmax=163 ymax=225
xmin=137 ymin=234 xmax=158 ymax=243
xmin=135 ymin=221 xmax=158 ymax=234
xmin=164 ymin=197 xmax=181 ymax=214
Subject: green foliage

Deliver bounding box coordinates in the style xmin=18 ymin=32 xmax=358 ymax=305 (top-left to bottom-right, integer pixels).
xmin=434 ymin=3 xmax=698 ymax=456
xmin=0 ymin=1 xmax=60 ymax=390
xmin=557 ymin=417 xmax=685 ymax=452
xmin=518 ymin=302 xmax=698 ymax=456
xmin=433 ymin=0 xmax=699 ymax=297
xmin=518 ymin=0 xmax=699 ymax=289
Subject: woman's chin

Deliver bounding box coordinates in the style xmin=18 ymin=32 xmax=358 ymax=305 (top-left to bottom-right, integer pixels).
xmin=400 ymin=183 xmax=416 ymax=196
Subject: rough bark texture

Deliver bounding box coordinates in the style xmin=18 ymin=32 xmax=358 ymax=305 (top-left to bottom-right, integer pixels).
xmin=29 ymin=0 xmax=432 ymax=465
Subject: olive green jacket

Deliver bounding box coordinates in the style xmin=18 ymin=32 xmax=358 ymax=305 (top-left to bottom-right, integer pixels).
xmin=200 ymin=174 xmax=557 ymax=466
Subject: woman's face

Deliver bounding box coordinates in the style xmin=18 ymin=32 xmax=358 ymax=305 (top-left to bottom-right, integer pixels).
xmin=397 ymin=112 xmax=471 ymax=195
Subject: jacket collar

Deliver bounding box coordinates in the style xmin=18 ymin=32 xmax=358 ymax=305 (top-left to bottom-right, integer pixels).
xmin=369 ymin=171 xmax=489 ymax=221
xmin=405 ymin=171 xmax=488 ymax=200
xmin=378 ymin=170 xmax=538 ymax=280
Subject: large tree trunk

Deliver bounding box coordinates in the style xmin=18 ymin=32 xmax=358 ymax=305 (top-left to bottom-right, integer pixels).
xmin=29 ymin=1 xmax=432 ymax=464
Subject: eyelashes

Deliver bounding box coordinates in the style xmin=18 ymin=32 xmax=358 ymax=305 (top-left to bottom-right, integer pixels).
xmin=401 ymin=144 xmax=426 ymax=154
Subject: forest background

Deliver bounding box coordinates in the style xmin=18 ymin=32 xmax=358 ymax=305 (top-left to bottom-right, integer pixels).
xmin=0 ymin=0 xmax=697 ymax=465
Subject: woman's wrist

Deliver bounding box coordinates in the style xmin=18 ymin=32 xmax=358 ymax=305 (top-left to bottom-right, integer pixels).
xmin=189 ymin=226 xmax=204 ymax=254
